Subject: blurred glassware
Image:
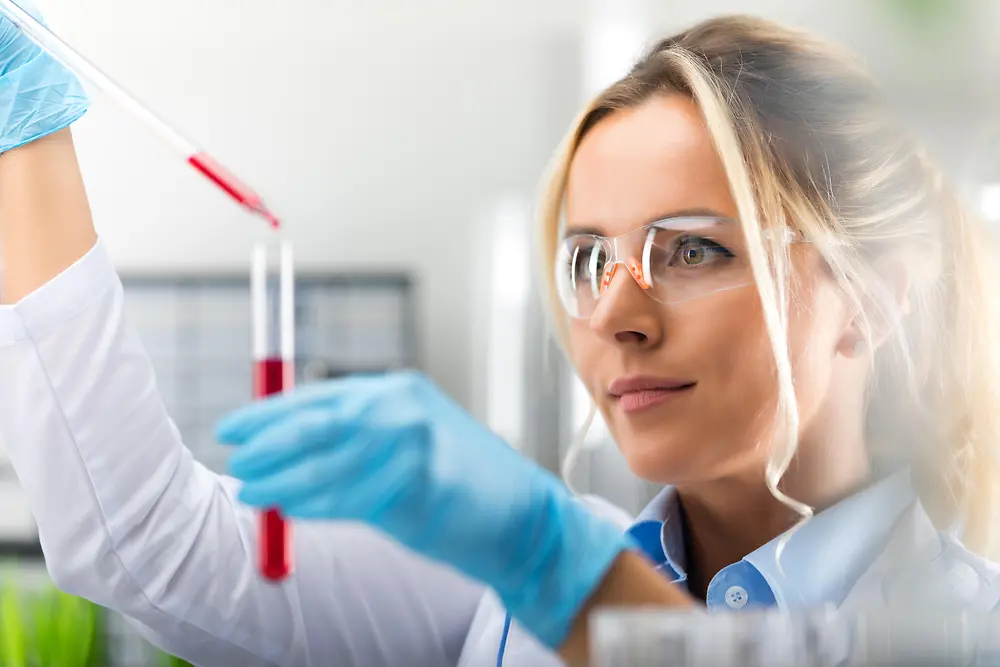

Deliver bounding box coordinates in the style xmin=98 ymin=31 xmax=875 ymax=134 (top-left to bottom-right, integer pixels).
xmin=590 ymin=607 xmax=1000 ymax=667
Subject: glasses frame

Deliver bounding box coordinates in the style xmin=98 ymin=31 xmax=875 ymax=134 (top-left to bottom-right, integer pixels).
xmin=556 ymin=215 xmax=804 ymax=319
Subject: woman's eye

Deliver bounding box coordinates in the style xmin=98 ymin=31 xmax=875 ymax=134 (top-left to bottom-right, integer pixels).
xmin=672 ymin=236 xmax=732 ymax=266
xmin=680 ymin=243 xmax=706 ymax=266
xmin=574 ymin=246 xmax=604 ymax=277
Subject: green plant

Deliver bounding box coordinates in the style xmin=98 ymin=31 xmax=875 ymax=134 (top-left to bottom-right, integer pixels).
xmin=0 ymin=567 xmax=27 ymax=667
xmin=27 ymin=585 xmax=98 ymax=667
xmin=0 ymin=560 xmax=191 ymax=667
xmin=157 ymin=652 xmax=194 ymax=667
xmin=0 ymin=561 xmax=101 ymax=667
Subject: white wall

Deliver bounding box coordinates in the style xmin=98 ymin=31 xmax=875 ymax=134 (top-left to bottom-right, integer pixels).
xmin=40 ymin=0 xmax=587 ymax=411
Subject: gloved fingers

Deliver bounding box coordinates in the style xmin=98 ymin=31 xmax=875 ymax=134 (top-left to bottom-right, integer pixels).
xmin=216 ymin=378 xmax=377 ymax=445
xmin=276 ymin=441 xmax=423 ymax=526
xmin=216 ymin=370 xmax=431 ymax=446
xmin=3 ymin=0 xmax=43 ymax=26
xmin=9 ymin=1 xmax=41 ymax=17
xmin=234 ymin=422 xmax=423 ymax=522
xmin=275 ymin=495 xmax=335 ymax=520
xmin=227 ymin=407 xmax=352 ymax=479
xmin=235 ymin=429 xmax=381 ymax=511
xmin=0 ymin=3 xmax=45 ymax=73
xmin=0 ymin=1 xmax=43 ymax=51
xmin=237 ymin=446 xmax=347 ymax=509
xmin=281 ymin=451 xmax=415 ymax=524
xmin=336 ymin=425 xmax=420 ymax=519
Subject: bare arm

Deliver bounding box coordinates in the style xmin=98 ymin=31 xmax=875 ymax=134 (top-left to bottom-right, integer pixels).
xmin=0 ymin=128 xmax=96 ymax=303
xmin=559 ymin=550 xmax=695 ymax=666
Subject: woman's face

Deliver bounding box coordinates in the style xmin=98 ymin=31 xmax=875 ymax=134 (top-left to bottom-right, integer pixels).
xmin=564 ymin=94 xmax=856 ymax=486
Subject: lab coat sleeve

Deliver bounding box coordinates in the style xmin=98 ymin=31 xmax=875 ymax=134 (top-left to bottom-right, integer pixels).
xmin=0 ymin=240 xmax=485 ymax=667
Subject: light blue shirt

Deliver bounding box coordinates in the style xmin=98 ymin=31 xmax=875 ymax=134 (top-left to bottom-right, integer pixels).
xmin=2 ymin=239 xmax=999 ymax=667
xmin=627 ymin=471 xmax=915 ymax=611
xmin=488 ymin=471 xmax=1000 ymax=665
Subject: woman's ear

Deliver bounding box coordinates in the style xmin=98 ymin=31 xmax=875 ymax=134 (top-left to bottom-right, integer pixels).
xmin=874 ymin=253 xmax=912 ymax=317
xmin=836 ymin=254 xmax=912 ymax=358
xmin=867 ymin=254 xmax=913 ymax=351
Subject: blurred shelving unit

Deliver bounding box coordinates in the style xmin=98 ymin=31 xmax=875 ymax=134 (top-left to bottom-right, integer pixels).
xmin=120 ymin=271 xmax=419 ymax=473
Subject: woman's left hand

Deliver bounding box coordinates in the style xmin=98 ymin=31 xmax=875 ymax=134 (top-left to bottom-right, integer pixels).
xmin=217 ymin=370 xmax=633 ymax=649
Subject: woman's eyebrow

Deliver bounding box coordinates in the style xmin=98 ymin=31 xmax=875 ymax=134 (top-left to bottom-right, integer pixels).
xmin=563 ymin=207 xmax=732 ymax=238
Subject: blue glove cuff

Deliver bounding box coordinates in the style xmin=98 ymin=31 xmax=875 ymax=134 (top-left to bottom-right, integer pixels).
xmin=499 ymin=494 xmax=637 ymax=649
xmin=0 ymin=52 xmax=89 ymax=154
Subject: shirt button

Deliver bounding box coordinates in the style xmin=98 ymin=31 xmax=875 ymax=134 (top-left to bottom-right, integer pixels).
xmin=725 ymin=585 xmax=748 ymax=609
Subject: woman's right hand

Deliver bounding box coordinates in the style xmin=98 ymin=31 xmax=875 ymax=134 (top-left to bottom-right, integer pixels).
xmin=0 ymin=0 xmax=89 ymax=154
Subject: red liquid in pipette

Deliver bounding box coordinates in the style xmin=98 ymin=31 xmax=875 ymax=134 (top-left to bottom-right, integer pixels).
xmin=254 ymin=357 xmax=292 ymax=581
xmin=189 ymin=153 xmax=281 ymax=229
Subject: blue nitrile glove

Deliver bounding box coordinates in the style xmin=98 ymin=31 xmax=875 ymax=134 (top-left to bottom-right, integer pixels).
xmin=0 ymin=0 xmax=89 ymax=153
xmin=217 ymin=370 xmax=634 ymax=649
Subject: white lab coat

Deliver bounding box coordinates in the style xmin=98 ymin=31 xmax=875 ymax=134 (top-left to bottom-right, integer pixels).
xmin=0 ymin=240 xmax=625 ymax=667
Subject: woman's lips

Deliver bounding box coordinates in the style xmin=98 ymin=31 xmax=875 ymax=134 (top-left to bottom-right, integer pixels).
xmin=608 ymin=376 xmax=696 ymax=414
xmin=616 ymin=386 xmax=694 ymax=413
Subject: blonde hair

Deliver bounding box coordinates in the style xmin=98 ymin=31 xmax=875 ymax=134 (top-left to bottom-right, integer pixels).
xmin=539 ymin=15 xmax=1000 ymax=556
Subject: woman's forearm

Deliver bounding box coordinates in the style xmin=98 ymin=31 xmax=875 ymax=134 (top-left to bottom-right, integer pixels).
xmin=0 ymin=128 xmax=96 ymax=304
xmin=559 ymin=550 xmax=695 ymax=666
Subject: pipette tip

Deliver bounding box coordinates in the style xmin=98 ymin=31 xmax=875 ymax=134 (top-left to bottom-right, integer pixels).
xmin=187 ymin=152 xmax=281 ymax=230
xmin=255 ymin=206 xmax=281 ymax=230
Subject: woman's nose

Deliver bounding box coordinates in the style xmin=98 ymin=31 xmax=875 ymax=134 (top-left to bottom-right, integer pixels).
xmin=588 ymin=261 xmax=665 ymax=347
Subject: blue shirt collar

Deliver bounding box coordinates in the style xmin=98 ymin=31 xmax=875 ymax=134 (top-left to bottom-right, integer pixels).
xmin=627 ymin=470 xmax=916 ymax=611
xmin=631 ymin=487 xmax=689 ymax=583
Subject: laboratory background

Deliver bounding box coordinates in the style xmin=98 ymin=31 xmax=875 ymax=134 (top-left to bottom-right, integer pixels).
xmin=0 ymin=0 xmax=998 ymax=664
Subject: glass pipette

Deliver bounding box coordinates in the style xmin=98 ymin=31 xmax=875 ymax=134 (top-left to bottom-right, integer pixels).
xmin=0 ymin=0 xmax=280 ymax=229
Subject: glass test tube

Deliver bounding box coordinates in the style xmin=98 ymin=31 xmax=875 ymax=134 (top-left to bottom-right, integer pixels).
xmin=251 ymin=241 xmax=295 ymax=581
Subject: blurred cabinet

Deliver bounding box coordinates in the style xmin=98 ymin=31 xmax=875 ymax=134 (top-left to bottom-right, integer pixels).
xmin=121 ymin=272 xmax=418 ymax=473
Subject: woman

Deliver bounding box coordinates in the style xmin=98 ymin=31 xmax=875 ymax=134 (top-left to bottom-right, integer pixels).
xmin=1 ymin=5 xmax=998 ymax=667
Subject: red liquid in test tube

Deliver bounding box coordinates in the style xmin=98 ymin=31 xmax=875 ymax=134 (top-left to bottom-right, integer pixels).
xmin=254 ymin=358 xmax=286 ymax=396
xmin=251 ymin=242 xmax=296 ymax=581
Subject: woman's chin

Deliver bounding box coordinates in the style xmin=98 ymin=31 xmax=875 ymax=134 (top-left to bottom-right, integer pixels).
xmin=616 ymin=433 xmax=748 ymax=486
xmin=618 ymin=437 xmax=698 ymax=484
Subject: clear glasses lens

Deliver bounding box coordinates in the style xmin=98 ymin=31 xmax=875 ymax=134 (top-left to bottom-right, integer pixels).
xmin=555 ymin=218 xmax=754 ymax=319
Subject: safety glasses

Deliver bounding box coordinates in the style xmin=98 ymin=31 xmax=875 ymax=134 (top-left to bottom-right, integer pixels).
xmin=555 ymin=215 xmax=794 ymax=319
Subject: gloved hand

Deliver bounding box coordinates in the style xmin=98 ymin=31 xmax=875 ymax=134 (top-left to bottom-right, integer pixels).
xmin=0 ymin=0 xmax=89 ymax=153
xmin=217 ymin=370 xmax=634 ymax=649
